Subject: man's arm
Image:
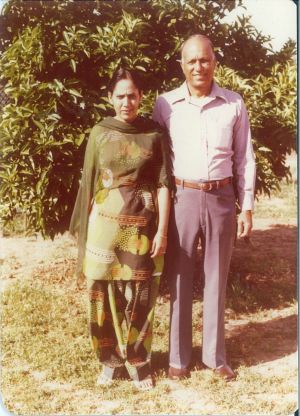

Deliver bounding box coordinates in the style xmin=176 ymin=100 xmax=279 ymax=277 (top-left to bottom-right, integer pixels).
xmin=232 ymin=98 xmax=256 ymax=237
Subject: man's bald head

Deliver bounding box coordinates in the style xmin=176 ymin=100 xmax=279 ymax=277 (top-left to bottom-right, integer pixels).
xmin=180 ymin=34 xmax=215 ymax=63
xmin=179 ymin=34 xmax=216 ymax=97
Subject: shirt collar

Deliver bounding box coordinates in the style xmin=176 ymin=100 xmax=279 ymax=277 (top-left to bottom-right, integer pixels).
xmin=171 ymin=80 xmax=228 ymax=104
xmin=210 ymin=81 xmax=228 ymax=103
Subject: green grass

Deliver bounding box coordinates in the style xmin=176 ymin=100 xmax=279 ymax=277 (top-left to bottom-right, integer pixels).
xmin=1 ymin=279 xmax=297 ymax=415
xmin=254 ymin=179 xmax=297 ymax=219
xmin=0 ymin=180 xmax=297 ymax=415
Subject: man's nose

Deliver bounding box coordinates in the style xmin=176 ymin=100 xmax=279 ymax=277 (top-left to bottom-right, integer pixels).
xmin=194 ymin=60 xmax=202 ymax=71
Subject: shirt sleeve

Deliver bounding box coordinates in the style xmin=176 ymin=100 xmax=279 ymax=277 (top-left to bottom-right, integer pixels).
xmin=232 ymin=98 xmax=256 ymax=211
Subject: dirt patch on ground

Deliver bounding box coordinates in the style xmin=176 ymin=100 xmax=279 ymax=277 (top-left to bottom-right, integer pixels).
xmin=0 ymin=215 xmax=297 ymax=415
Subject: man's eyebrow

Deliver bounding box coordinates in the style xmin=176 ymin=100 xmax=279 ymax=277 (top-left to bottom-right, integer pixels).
xmin=187 ymin=57 xmax=211 ymax=62
xmin=117 ymin=93 xmax=136 ymax=97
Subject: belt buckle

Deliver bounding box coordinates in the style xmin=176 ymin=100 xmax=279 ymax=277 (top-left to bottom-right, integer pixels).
xmin=201 ymin=182 xmax=212 ymax=191
xmin=206 ymin=182 xmax=213 ymax=191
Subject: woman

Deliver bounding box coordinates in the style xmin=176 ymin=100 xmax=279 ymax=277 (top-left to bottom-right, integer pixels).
xmin=69 ymin=68 xmax=172 ymax=390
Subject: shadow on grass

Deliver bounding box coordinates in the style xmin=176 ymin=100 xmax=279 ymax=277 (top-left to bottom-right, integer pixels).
xmin=159 ymin=224 xmax=297 ymax=314
xmin=151 ymin=350 xmax=169 ymax=375
xmin=227 ymin=313 xmax=297 ymax=368
xmin=153 ymin=314 xmax=297 ymax=373
xmin=227 ymin=224 xmax=296 ymax=313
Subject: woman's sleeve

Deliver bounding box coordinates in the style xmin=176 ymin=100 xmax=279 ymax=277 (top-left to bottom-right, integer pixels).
xmin=69 ymin=130 xmax=96 ymax=235
xmin=156 ymin=130 xmax=174 ymax=190
xmin=69 ymin=127 xmax=98 ymax=275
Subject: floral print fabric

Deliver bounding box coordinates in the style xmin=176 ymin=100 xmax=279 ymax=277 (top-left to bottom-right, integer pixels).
xmin=70 ymin=116 xmax=172 ymax=281
xmin=87 ymin=277 xmax=160 ymax=371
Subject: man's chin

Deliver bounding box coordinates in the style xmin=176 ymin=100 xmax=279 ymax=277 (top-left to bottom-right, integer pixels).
xmin=191 ymin=79 xmax=212 ymax=90
xmin=193 ymin=78 xmax=206 ymax=85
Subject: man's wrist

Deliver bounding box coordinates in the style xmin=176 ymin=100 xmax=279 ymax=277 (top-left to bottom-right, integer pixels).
xmin=241 ymin=210 xmax=252 ymax=215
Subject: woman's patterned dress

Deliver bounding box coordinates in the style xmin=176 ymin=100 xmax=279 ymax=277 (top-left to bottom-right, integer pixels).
xmin=70 ymin=116 xmax=172 ymax=377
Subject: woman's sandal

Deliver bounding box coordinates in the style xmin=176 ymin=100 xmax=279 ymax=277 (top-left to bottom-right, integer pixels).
xmin=96 ymin=365 xmax=125 ymax=386
xmin=96 ymin=371 xmax=115 ymax=386
xmin=133 ymin=375 xmax=154 ymax=391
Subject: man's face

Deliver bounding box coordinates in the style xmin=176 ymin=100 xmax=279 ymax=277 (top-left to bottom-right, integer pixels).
xmin=181 ymin=39 xmax=216 ymax=94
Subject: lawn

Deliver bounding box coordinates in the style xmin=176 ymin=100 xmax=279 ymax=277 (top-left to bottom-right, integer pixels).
xmin=0 ymin=174 xmax=297 ymax=415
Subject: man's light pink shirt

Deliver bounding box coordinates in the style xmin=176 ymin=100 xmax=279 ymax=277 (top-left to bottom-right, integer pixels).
xmin=152 ymin=81 xmax=256 ymax=211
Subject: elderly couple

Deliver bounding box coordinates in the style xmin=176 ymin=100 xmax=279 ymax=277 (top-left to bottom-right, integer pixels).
xmin=70 ymin=34 xmax=256 ymax=391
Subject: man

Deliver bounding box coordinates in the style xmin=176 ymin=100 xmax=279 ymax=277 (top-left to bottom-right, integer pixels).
xmin=152 ymin=34 xmax=256 ymax=381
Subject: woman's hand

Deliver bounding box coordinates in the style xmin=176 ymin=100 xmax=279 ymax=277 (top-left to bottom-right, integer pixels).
xmin=150 ymin=233 xmax=167 ymax=258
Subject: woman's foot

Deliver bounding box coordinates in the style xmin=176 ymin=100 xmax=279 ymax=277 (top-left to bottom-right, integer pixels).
xmin=125 ymin=362 xmax=154 ymax=390
xmin=133 ymin=375 xmax=154 ymax=391
xmin=96 ymin=371 xmax=115 ymax=386
xmin=96 ymin=365 xmax=124 ymax=386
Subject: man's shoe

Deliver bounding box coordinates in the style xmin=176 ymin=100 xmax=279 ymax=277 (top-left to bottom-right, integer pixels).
xmin=168 ymin=366 xmax=190 ymax=380
xmin=214 ymin=364 xmax=236 ymax=382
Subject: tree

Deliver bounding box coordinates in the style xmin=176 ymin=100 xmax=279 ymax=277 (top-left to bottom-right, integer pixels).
xmin=0 ymin=0 xmax=296 ymax=237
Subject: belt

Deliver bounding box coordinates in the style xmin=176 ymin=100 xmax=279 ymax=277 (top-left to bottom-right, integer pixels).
xmin=175 ymin=177 xmax=232 ymax=191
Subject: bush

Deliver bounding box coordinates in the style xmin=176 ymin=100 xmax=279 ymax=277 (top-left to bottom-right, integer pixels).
xmin=0 ymin=0 xmax=296 ymax=236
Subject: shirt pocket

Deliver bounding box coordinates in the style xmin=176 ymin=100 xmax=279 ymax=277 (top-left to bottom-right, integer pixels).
xmin=209 ymin=119 xmax=233 ymax=150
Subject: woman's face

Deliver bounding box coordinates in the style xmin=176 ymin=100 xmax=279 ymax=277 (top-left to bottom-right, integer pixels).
xmin=109 ymin=78 xmax=142 ymax=123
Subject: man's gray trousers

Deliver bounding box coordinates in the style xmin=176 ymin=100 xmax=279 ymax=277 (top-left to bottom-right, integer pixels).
xmin=166 ymin=182 xmax=236 ymax=369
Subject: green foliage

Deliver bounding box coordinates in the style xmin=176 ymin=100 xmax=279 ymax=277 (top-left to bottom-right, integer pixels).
xmin=0 ymin=0 xmax=296 ymax=236
xmin=215 ymin=60 xmax=296 ymax=195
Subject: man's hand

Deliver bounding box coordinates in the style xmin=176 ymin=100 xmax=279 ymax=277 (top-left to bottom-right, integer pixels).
xmin=237 ymin=210 xmax=253 ymax=238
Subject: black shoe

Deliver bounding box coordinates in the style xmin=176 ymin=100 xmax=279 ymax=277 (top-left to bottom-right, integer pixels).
xmin=168 ymin=366 xmax=190 ymax=380
xmin=214 ymin=364 xmax=236 ymax=382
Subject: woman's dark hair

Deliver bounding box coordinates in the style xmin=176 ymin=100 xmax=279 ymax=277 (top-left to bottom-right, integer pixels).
xmin=108 ymin=67 xmax=143 ymax=94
